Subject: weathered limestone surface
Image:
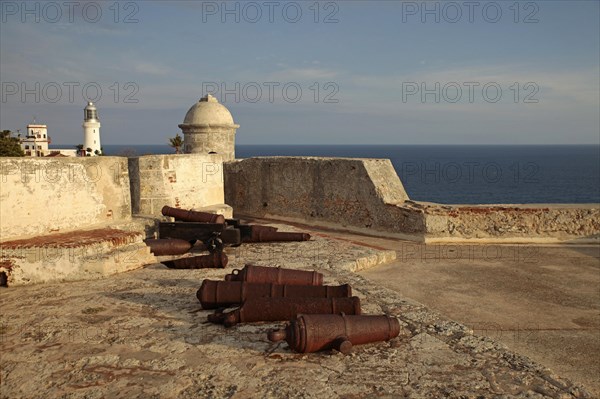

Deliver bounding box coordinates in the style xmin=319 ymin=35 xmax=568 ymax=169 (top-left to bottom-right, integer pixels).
xmin=225 ymin=157 xmax=422 ymax=238
xmin=0 ymin=225 xmax=592 ymax=398
xmin=0 ymin=157 xmax=131 ymax=240
xmin=129 ymin=154 xmax=225 ymax=217
xmin=178 ymin=94 xmax=239 ymax=161
xmin=420 ymin=202 xmax=600 ymax=242
xmin=0 ymin=154 xmax=229 ymax=286
xmin=224 ymin=157 xmax=600 ymax=243
xmin=0 ymin=227 xmax=156 ymax=286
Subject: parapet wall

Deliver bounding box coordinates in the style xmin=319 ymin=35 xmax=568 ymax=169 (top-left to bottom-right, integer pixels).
xmin=224 ymin=157 xmax=600 ymax=243
xmin=225 ymin=157 xmax=424 ymax=239
xmin=1 ymin=154 xmax=226 ymax=241
xmin=128 ymin=154 xmax=224 ymax=216
xmin=0 ymin=157 xmax=132 ymax=240
xmin=421 ymin=203 xmax=599 ymax=242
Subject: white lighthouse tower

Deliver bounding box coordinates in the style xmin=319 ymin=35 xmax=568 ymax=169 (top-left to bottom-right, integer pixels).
xmin=82 ymin=102 xmax=101 ymax=156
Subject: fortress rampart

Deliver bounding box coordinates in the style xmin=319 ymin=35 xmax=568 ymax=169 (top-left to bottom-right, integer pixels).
xmin=128 ymin=154 xmax=224 ymax=217
xmin=1 ymin=155 xmax=598 ymax=244
xmin=1 ymin=157 xmax=132 ymax=240
xmin=225 ymin=157 xmax=600 ymax=243
xmin=0 ymin=155 xmax=225 ymax=240
xmin=1 ymin=154 xmax=598 ymax=284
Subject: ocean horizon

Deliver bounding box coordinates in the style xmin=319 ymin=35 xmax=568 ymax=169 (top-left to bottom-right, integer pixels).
xmin=51 ymin=144 xmax=600 ymax=205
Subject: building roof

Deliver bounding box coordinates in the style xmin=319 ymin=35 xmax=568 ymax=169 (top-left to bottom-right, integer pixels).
xmin=180 ymin=94 xmax=238 ymax=127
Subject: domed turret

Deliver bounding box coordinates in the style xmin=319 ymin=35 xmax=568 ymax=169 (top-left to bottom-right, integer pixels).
xmin=178 ymin=94 xmax=239 ymax=160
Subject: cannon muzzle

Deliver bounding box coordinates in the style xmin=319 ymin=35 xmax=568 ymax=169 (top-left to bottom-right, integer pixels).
xmin=197 ymin=280 xmax=352 ymax=309
xmin=268 ymin=314 xmax=400 ymax=354
xmin=208 ymin=297 xmax=361 ymax=327
xmin=224 ymin=264 xmax=323 ymax=286
xmin=144 ymin=238 xmax=192 ymax=256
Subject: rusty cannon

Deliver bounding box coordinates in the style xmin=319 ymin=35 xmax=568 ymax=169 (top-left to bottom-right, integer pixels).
xmin=240 ymin=225 xmax=311 ymax=243
xmin=224 ymin=264 xmax=323 ymax=286
xmin=144 ymin=238 xmax=193 ymax=256
xmin=268 ymin=314 xmax=400 ymax=354
xmin=197 ymin=280 xmax=352 ymax=309
xmin=207 ymin=297 xmax=361 ymax=327
xmin=159 ymin=221 xmax=241 ymax=253
xmin=162 ymin=252 xmax=228 ymax=269
xmin=161 ymin=205 xmax=226 ymax=224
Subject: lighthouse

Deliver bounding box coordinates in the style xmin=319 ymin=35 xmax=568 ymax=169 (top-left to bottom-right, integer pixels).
xmin=82 ymin=102 xmax=101 ymax=156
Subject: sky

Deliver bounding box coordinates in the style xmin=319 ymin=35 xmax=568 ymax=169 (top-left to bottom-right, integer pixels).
xmin=1 ymin=0 xmax=599 ymax=145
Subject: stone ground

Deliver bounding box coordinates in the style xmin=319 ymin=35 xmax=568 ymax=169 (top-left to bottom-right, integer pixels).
xmin=0 ymin=221 xmax=595 ymax=398
xmin=359 ymin=240 xmax=600 ymax=397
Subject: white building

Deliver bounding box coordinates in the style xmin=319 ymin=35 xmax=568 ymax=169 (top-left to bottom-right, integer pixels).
xmin=20 ymin=123 xmax=50 ymax=157
xmin=82 ymin=102 xmax=102 ymax=156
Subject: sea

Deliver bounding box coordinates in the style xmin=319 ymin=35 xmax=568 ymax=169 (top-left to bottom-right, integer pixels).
xmin=99 ymin=145 xmax=600 ymax=205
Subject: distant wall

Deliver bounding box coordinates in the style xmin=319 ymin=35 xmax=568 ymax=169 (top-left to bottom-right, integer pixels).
xmin=0 ymin=157 xmax=131 ymax=240
xmin=224 ymin=157 xmax=600 ymax=243
xmin=129 ymin=154 xmax=224 ymax=216
xmin=423 ymin=204 xmax=600 ymax=242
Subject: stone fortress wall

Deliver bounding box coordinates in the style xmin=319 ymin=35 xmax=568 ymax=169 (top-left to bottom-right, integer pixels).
xmin=225 ymin=157 xmax=600 ymax=243
xmin=128 ymin=154 xmax=225 ymax=217
xmin=1 ymin=154 xmax=598 ymax=244
xmin=1 ymin=153 xmax=598 ymax=285
xmin=0 ymin=155 xmax=225 ymax=240
xmin=1 ymin=157 xmax=132 ymax=240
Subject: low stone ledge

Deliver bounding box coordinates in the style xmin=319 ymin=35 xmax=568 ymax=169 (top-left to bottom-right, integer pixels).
xmin=421 ymin=203 xmax=600 ymax=243
xmin=0 ymin=228 xmax=156 ymax=286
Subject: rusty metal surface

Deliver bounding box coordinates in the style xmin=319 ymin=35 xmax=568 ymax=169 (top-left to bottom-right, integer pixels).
xmin=197 ymin=280 xmax=352 ymax=309
xmin=245 ymin=226 xmax=311 ymax=243
xmin=162 ymin=252 xmax=228 ymax=269
xmin=207 ymin=297 xmax=361 ymax=327
xmin=224 ymin=264 xmax=323 ymax=286
xmin=161 ymin=206 xmax=225 ymax=224
xmin=144 ymin=238 xmax=192 ymax=256
xmin=268 ymin=314 xmax=400 ymax=354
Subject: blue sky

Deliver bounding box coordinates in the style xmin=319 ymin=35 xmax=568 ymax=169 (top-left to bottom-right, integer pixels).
xmin=1 ymin=1 xmax=599 ymax=145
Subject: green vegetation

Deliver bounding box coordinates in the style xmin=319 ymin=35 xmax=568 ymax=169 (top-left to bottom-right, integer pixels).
xmin=169 ymin=133 xmax=183 ymax=154
xmin=0 ymin=130 xmax=24 ymax=157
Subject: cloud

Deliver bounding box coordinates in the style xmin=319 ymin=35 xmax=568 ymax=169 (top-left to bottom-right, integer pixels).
xmin=339 ymin=64 xmax=600 ymax=115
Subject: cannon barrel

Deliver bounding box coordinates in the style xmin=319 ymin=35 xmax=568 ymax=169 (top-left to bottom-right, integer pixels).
xmin=268 ymin=314 xmax=400 ymax=354
xmin=197 ymin=280 xmax=352 ymax=309
xmin=162 ymin=253 xmax=228 ymax=269
xmin=161 ymin=206 xmax=225 ymax=224
xmin=245 ymin=226 xmax=310 ymax=243
xmin=207 ymin=297 xmax=361 ymax=327
xmin=224 ymin=264 xmax=323 ymax=286
xmin=144 ymin=238 xmax=192 ymax=256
